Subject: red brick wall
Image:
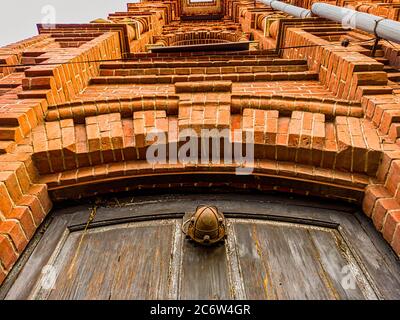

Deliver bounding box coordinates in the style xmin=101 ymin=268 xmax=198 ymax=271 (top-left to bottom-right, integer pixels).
xmin=0 ymin=29 xmax=122 ymax=284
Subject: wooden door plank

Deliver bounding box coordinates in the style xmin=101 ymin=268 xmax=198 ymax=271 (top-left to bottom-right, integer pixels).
xmin=179 ymin=241 xmax=231 ymax=300
xmin=4 ymin=194 xmax=400 ymax=300
xmin=234 ymin=220 xmax=372 ymax=300
xmin=33 ymin=220 xmax=175 ymax=300
xmin=307 ymin=229 xmax=376 ymax=299
xmin=5 ymin=215 xmax=73 ymax=300
xmin=231 ymin=223 xmax=277 ymax=300
xmin=336 ymin=214 xmax=400 ymax=299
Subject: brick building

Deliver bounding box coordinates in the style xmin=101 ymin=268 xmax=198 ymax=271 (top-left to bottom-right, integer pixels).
xmin=0 ymin=0 xmax=400 ymax=299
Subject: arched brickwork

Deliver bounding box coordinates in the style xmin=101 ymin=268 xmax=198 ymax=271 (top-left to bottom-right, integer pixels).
xmin=168 ymin=29 xmax=246 ymax=45
xmin=1 ymin=0 xmax=400 ymax=285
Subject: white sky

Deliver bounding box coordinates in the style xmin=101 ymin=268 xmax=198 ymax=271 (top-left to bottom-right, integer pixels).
xmin=0 ymin=0 xmax=139 ymax=47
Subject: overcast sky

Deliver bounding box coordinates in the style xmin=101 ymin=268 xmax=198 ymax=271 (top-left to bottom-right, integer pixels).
xmin=0 ymin=0 xmax=139 ymax=47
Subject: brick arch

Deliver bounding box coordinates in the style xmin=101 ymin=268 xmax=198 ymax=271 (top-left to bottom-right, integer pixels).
xmin=180 ymin=0 xmax=223 ymax=16
xmin=167 ymin=29 xmax=246 ymax=46
xmin=45 ymin=164 xmax=367 ymax=204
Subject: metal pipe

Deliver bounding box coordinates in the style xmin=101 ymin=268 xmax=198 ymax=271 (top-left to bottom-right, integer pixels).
xmin=311 ymin=3 xmax=400 ymax=44
xmin=261 ymin=0 xmax=312 ymax=18
xmin=260 ymin=0 xmax=400 ymax=44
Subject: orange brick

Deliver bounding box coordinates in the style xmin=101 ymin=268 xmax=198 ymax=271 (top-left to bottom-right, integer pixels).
xmin=386 ymin=160 xmax=400 ymax=196
xmin=18 ymin=195 xmax=46 ymax=226
xmin=0 ymin=265 xmax=6 ymax=285
xmin=363 ymin=185 xmax=391 ymax=217
xmin=6 ymin=207 xmax=36 ymax=239
xmin=393 ymin=226 xmax=400 ymax=257
xmin=134 ymin=110 xmax=168 ymax=148
xmin=0 ymin=234 xmax=18 ymax=271
xmin=372 ymin=198 xmax=400 ymax=231
xmin=0 ymin=172 xmax=23 ymax=203
xmin=28 ymin=184 xmax=52 ymax=214
xmin=383 ymin=210 xmax=400 ymax=244
xmin=0 ymin=183 xmax=14 ymax=216
xmin=0 ymin=220 xmax=28 ymax=253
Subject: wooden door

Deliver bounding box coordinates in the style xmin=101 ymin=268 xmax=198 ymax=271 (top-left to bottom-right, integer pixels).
xmin=2 ymin=194 xmax=400 ymax=300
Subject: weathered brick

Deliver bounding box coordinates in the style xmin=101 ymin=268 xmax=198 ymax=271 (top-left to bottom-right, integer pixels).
xmin=386 ymin=160 xmax=400 ymax=196
xmin=372 ymin=198 xmax=400 ymax=231
xmin=0 ymin=265 xmax=6 ymax=284
xmin=392 ymin=225 xmax=400 ymax=257
xmin=383 ymin=210 xmax=400 ymax=244
xmin=85 ymin=113 xmax=123 ymax=152
xmin=0 ymin=220 xmax=28 ymax=253
xmin=134 ymin=110 xmax=168 ymax=148
xmin=0 ymin=183 xmax=14 ymax=216
xmin=18 ymin=195 xmax=46 ymax=226
xmin=6 ymin=206 xmax=36 ymax=239
xmin=0 ymin=234 xmax=18 ymax=271
xmin=242 ymin=109 xmax=279 ymax=145
xmin=363 ymin=185 xmax=392 ymax=217
xmin=0 ymin=171 xmax=23 ymax=203
xmin=28 ymin=184 xmax=52 ymax=214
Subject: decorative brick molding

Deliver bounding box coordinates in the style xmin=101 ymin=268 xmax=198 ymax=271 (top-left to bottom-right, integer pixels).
xmin=0 ymin=151 xmax=52 ymax=280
